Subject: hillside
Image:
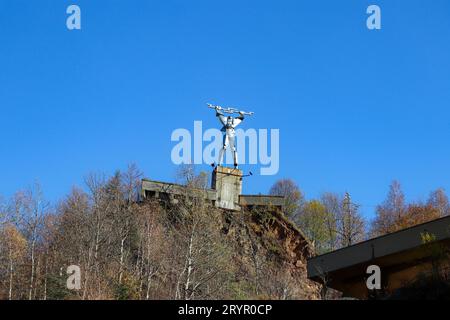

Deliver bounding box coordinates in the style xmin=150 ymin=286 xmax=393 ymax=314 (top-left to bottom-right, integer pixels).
xmin=0 ymin=171 xmax=321 ymax=300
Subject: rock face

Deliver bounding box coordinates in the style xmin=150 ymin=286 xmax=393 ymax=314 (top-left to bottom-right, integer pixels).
xmin=220 ymin=207 xmax=321 ymax=300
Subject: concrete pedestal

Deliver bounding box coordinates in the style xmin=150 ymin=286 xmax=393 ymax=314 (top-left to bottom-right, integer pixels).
xmin=211 ymin=166 xmax=243 ymax=211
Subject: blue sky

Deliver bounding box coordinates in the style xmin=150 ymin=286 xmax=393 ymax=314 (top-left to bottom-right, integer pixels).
xmin=1 ymin=1 xmax=449 ymax=220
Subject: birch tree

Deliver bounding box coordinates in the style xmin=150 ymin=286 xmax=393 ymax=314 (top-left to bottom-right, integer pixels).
xmin=14 ymin=183 xmax=49 ymax=300
xmin=0 ymin=224 xmax=27 ymax=299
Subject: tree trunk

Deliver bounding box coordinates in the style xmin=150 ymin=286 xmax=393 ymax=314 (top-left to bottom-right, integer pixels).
xmin=29 ymin=236 xmax=36 ymax=300
xmin=8 ymin=247 xmax=14 ymax=300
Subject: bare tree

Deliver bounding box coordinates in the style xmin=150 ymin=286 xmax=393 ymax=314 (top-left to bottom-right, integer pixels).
xmin=54 ymin=187 xmax=91 ymax=299
xmin=0 ymin=164 xmax=325 ymax=300
xmin=337 ymin=192 xmax=365 ymax=247
xmin=108 ymin=165 xmax=142 ymax=286
xmin=175 ymin=164 xmax=209 ymax=189
xmin=135 ymin=202 xmax=167 ymax=299
xmin=13 ymin=182 xmax=49 ymax=300
xmin=427 ymin=188 xmax=450 ymax=217
xmin=83 ymin=173 xmax=111 ymax=299
xmin=0 ymin=224 xmax=27 ymax=300
xmin=169 ymin=185 xmax=231 ymax=300
xmin=0 ymin=196 xmax=13 ymax=227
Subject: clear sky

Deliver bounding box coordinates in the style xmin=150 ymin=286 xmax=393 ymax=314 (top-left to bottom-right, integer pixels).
xmin=1 ymin=0 xmax=449 ymax=220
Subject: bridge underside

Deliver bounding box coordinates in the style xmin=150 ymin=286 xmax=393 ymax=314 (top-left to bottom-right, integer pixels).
xmin=307 ymin=216 xmax=450 ymax=299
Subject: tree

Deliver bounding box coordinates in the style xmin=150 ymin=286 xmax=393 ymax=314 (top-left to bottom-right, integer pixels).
xmin=0 ymin=224 xmax=27 ymax=300
xmin=175 ymin=164 xmax=209 ymax=189
xmin=319 ymin=193 xmax=340 ymax=251
xmin=0 ymin=196 xmax=13 ymax=227
xmin=337 ymin=193 xmax=365 ymax=247
xmin=269 ymin=179 xmax=304 ymax=219
xmin=0 ymin=164 xmax=325 ymax=300
xmin=394 ymin=204 xmax=440 ymax=231
xmin=135 ymin=201 xmax=168 ymax=299
xmin=53 ymin=187 xmax=91 ymax=299
xmin=13 ymin=182 xmax=49 ymax=300
xmin=170 ymin=195 xmax=232 ymax=300
xmin=371 ymin=180 xmax=406 ymax=237
xmin=83 ymin=173 xmax=112 ymax=299
xmin=104 ymin=165 xmax=143 ymax=293
xmin=117 ymin=164 xmax=143 ymax=286
xmin=296 ymin=200 xmax=334 ymax=254
xmin=371 ymin=182 xmax=443 ymax=237
xmin=427 ymin=188 xmax=450 ymax=217
xmin=315 ymin=192 xmax=366 ymax=251
xmin=170 ymin=168 xmax=232 ymax=300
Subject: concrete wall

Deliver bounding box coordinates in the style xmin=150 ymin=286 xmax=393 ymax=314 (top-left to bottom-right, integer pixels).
xmin=141 ymin=166 xmax=286 ymax=212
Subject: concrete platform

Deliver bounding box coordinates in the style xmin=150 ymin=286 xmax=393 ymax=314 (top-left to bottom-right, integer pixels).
xmin=141 ymin=166 xmax=286 ymax=212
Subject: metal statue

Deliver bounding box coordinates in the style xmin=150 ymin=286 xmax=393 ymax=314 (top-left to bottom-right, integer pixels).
xmin=207 ymin=103 xmax=254 ymax=168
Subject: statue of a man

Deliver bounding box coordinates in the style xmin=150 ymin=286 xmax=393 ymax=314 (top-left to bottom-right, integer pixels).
xmin=215 ymin=106 xmax=245 ymax=168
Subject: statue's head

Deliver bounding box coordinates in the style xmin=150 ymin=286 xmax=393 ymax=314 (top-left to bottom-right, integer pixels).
xmin=227 ymin=116 xmax=233 ymax=125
